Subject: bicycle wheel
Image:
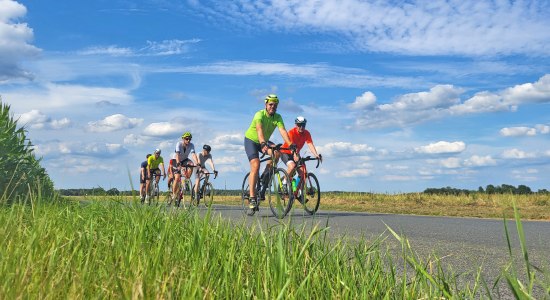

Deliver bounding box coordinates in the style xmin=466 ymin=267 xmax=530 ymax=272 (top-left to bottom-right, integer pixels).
xmin=191 ymin=183 xmax=201 ymax=207
xmin=241 ymin=172 xmax=256 ymax=216
xmin=267 ymin=168 xmax=293 ymax=219
xmin=183 ymin=180 xmax=196 ymax=208
xmin=302 ymin=173 xmax=320 ymax=215
xmin=152 ymin=181 xmax=160 ymax=205
xmin=203 ymin=182 xmax=214 ymax=207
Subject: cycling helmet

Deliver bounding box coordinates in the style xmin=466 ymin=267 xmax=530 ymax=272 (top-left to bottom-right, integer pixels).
xmin=264 ymin=94 xmax=279 ymax=104
xmin=203 ymin=144 xmax=211 ymax=152
xmin=181 ymin=132 xmax=192 ymax=139
xmin=295 ymin=116 xmax=307 ymax=125
xmin=154 ymin=148 xmax=161 ymax=154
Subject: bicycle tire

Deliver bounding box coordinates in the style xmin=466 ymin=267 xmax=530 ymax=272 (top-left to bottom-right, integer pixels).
xmin=302 ymin=173 xmax=320 ymax=215
xmin=152 ymin=181 xmax=160 ymax=205
xmin=203 ymin=182 xmax=214 ymax=207
xmin=267 ymin=168 xmax=293 ymax=219
xmin=183 ymin=180 xmax=195 ymax=208
xmin=241 ymin=172 xmax=256 ymax=216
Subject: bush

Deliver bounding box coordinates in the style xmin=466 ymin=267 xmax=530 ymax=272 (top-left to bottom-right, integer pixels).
xmin=0 ymin=98 xmax=55 ymax=203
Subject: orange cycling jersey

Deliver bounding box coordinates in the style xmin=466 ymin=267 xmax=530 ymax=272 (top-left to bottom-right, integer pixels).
xmin=281 ymin=127 xmax=312 ymax=154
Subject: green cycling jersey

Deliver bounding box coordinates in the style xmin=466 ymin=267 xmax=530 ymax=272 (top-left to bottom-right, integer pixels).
xmin=245 ymin=109 xmax=285 ymax=143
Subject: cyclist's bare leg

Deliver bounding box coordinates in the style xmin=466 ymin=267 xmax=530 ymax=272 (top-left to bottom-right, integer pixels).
xmin=194 ymin=169 xmax=201 ymax=196
xmin=286 ymin=161 xmax=297 ymax=178
xmin=249 ymin=158 xmax=260 ymax=198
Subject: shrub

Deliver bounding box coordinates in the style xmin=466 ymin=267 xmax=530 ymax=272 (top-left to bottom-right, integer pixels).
xmin=0 ymin=97 xmax=55 ymax=203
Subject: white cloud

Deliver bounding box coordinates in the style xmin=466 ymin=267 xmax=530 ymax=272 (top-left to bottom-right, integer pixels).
xmin=438 ymin=157 xmax=462 ymax=169
xmin=211 ymin=133 xmax=244 ymax=152
xmin=536 ymin=124 xmax=550 ymax=134
xmin=450 ymin=91 xmax=514 ymax=114
xmin=317 ymin=142 xmax=375 ymax=157
xmin=501 ymin=148 xmax=536 ymax=159
xmin=336 ymin=168 xmax=372 ymax=178
xmin=77 ymin=39 xmax=201 ymax=57
xmin=500 ymin=127 xmax=537 ymax=137
xmin=382 ymin=175 xmax=417 ymax=181
xmin=34 ymin=141 xmax=127 ymax=158
xmin=187 ymin=1 xmax=550 ymax=56
xmin=464 ymin=155 xmax=497 ymax=167
xmin=0 ymin=0 xmax=41 ymax=82
xmin=142 ymin=122 xmax=185 ymax=137
xmin=17 ymin=110 xmax=71 ymax=130
xmin=348 ymin=91 xmax=376 ymax=110
xmin=123 ymin=134 xmax=147 ymax=146
xmin=87 ymin=114 xmax=143 ymax=133
xmin=379 ymin=85 xmax=462 ymax=111
xmin=502 ymin=74 xmax=550 ymax=105
xmin=415 ymin=141 xmax=466 ymax=154
xmin=3 ymin=83 xmax=134 ymax=112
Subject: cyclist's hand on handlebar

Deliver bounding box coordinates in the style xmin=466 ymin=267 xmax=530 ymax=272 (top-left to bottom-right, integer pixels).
xmin=318 ymin=154 xmax=323 ymax=163
xmin=163 ymin=173 xmax=166 ymax=180
xmin=260 ymin=142 xmax=268 ymax=154
xmin=214 ymin=170 xmax=218 ymax=179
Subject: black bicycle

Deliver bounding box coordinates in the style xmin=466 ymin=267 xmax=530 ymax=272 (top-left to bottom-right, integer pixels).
xmin=143 ymin=170 xmax=161 ymax=205
xmin=192 ymin=170 xmax=218 ymax=207
xmin=290 ymin=155 xmax=322 ymax=214
xmin=241 ymin=144 xmax=293 ymax=219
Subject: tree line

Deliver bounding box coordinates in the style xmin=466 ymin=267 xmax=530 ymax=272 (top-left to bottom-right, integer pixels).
xmin=424 ymin=184 xmax=549 ymax=195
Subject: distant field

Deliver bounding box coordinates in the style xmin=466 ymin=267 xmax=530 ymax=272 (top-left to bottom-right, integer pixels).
xmin=67 ymin=191 xmax=550 ymax=221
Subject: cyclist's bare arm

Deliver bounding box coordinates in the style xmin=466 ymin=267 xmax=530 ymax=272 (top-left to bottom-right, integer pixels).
xmin=278 ymin=126 xmax=292 ymax=146
xmin=306 ymin=142 xmax=322 ymax=161
xmin=255 ymin=122 xmax=268 ymax=154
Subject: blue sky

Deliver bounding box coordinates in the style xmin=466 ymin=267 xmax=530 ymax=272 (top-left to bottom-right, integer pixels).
xmin=1 ymin=0 xmax=550 ymax=193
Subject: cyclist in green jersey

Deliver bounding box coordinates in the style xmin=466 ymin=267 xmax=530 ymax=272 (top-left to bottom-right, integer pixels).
xmin=244 ymin=94 xmax=295 ymax=210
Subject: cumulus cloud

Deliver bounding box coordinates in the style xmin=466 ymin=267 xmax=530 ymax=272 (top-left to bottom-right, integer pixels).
xmin=211 ymin=133 xmax=244 ymax=152
xmin=87 ymin=114 xmax=143 ymax=133
xmin=336 ymin=168 xmax=372 ymax=178
xmin=123 ymin=133 xmax=147 ymax=146
xmin=415 ymin=141 xmax=466 ymax=154
xmin=349 ymin=74 xmax=550 ymax=129
xmin=500 ymin=127 xmax=537 ymax=137
xmin=33 ymin=141 xmax=127 ymax=158
xmin=501 ymin=148 xmax=536 ymax=159
xmin=142 ymin=122 xmax=185 ymax=137
xmin=17 ymin=110 xmax=71 ymax=130
xmin=0 ymin=0 xmax=41 ymax=82
xmin=464 ymin=155 xmax=497 ymax=167
xmin=348 ymin=91 xmax=376 ymax=110
xmin=317 ymin=142 xmax=375 ymax=157
xmin=536 ymin=124 xmax=550 ymax=134
xmin=184 ymin=1 xmax=550 ymax=56
xmin=438 ymin=157 xmax=462 ymax=168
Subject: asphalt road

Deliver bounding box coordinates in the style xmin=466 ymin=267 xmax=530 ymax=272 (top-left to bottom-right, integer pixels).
xmin=201 ymin=203 xmax=550 ymax=296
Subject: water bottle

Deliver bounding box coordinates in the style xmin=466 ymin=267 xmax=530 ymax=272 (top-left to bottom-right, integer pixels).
xmin=295 ymin=176 xmax=300 ymax=190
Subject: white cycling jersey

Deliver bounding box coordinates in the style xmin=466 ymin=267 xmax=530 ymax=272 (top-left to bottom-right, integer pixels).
xmin=173 ymin=141 xmax=196 ymax=162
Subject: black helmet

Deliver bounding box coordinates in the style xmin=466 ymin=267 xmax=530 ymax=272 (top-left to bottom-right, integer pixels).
xmin=203 ymin=144 xmax=211 ymax=152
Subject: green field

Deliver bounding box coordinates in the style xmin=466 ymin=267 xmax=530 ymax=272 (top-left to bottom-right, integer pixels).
xmin=1 ymin=197 xmax=548 ymax=299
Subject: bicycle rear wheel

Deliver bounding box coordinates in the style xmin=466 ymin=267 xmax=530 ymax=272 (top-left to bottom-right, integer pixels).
xmin=268 ymin=168 xmax=293 ymax=219
xmin=152 ymin=181 xmax=160 ymax=205
xmin=302 ymin=173 xmax=320 ymax=215
xmin=183 ymin=180 xmax=195 ymax=208
xmin=203 ymin=182 xmax=214 ymax=207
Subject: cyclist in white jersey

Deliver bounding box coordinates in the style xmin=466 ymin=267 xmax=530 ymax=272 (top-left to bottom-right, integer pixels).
xmin=171 ymin=131 xmax=199 ymax=200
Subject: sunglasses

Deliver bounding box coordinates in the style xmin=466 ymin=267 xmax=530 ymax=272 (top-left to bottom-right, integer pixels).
xmin=267 ymin=103 xmax=278 ymax=107
xmin=297 ymin=124 xmax=306 ymax=128
xmin=184 ymin=138 xmax=192 ymax=141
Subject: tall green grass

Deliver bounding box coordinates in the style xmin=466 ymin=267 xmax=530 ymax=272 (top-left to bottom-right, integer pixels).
xmin=1 ymin=197 xmax=548 ymax=299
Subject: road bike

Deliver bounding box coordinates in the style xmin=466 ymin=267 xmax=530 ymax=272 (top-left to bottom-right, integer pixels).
xmin=143 ymin=170 xmax=161 ymax=205
xmin=241 ymin=144 xmax=293 ymax=219
xmin=191 ymin=170 xmax=218 ymax=207
xmin=290 ymin=154 xmax=322 ymax=214
xmin=167 ymin=163 xmax=195 ymax=208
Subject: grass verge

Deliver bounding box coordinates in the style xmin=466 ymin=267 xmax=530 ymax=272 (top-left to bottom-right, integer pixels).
xmin=1 ymin=198 xmax=548 ymax=298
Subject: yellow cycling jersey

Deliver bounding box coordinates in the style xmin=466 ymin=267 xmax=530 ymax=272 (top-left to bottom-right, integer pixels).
xmin=147 ymin=155 xmax=164 ymax=169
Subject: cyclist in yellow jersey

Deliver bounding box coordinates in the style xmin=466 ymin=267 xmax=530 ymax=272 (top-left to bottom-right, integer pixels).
xmin=146 ymin=149 xmax=166 ymax=203
xmin=244 ymin=94 xmax=295 ymax=210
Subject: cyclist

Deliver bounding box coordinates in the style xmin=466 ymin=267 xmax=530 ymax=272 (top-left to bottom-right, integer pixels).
xmin=244 ymin=94 xmax=295 ymax=211
xmin=194 ymin=144 xmax=218 ymax=196
xmin=171 ymin=132 xmax=200 ymax=200
xmin=139 ymin=154 xmax=151 ymax=202
xmin=281 ymin=116 xmax=322 ymax=191
xmin=146 ymin=149 xmax=166 ymax=203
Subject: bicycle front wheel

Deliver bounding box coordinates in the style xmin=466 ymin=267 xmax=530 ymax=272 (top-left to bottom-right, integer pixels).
xmin=302 ymin=173 xmax=320 ymax=215
xmin=152 ymin=182 xmax=160 ymax=205
xmin=183 ymin=180 xmax=196 ymax=208
xmin=267 ymin=168 xmax=293 ymax=219
xmin=203 ymin=182 xmax=214 ymax=207
xmin=241 ymin=172 xmax=255 ymax=215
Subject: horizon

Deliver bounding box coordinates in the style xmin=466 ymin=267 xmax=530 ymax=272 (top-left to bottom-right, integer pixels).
xmin=1 ymin=0 xmax=549 ymax=193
